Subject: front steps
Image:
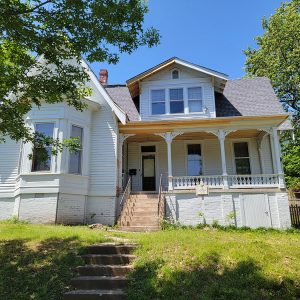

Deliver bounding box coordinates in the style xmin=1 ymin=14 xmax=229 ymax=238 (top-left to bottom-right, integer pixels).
xmin=119 ymin=193 xmax=160 ymax=232
xmin=64 ymin=243 xmax=136 ymax=300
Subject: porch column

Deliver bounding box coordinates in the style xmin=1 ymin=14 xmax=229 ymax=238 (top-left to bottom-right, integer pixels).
xmin=218 ymin=129 xmax=228 ymax=189
xmin=156 ymin=131 xmax=183 ymax=191
xmin=257 ymin=131 xmax=267 ymax=174
xmin=118 ymin=134 xmax=135 ymax=194
xmin=271 ymin=127 xmax=285 ymax=188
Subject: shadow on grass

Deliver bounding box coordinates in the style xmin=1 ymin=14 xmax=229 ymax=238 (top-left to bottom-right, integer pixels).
xmin=0 ymin=238 xmax=85 ymax=300
xmin=128 ymin=252 xmax=298 ymax=300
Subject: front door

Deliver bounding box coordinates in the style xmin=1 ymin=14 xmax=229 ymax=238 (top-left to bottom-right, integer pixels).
xmin=142 ymin=154 xmax=156 ymax=191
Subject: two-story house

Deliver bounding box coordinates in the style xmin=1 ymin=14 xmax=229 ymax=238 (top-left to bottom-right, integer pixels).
xmin=0 ymin=57 xmax=292 ymax=230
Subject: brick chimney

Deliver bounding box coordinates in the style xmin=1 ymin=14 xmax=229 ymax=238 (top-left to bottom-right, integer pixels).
xmin=99 ymin=69 xmax=108 ymax=85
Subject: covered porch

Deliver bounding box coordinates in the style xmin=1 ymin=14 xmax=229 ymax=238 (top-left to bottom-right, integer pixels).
xmin=117 ymin=116 xmax=286 ymax=193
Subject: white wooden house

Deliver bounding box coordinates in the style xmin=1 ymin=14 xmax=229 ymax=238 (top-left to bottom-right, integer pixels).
xmin=0 ymin=57 xmax=292 ymax=229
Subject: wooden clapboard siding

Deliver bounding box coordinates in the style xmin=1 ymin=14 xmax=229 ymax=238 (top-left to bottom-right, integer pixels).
xmin=139 ymin=65 xmax=216 ymax=121
xmin=0 ymin=138 xmax=20 ymax=197
xmin=88 ymin=105 xmax=118 ymax=196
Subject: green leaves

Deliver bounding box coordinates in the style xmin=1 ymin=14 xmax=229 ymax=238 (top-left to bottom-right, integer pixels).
xmin=0 ymin=0 xmax=159 ymax=153
xmin=244 ymin=0 xmax=300 ymax=118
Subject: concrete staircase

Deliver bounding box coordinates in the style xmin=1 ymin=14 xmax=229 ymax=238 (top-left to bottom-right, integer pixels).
xmin=64 ymin=243 xmax=136 ymax=300
xmin=119 ymin=193 xmax=160 ymax=232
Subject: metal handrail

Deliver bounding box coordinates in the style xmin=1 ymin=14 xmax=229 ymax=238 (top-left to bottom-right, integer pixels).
xmin=118 ymin=177 xmax=131 ymax=218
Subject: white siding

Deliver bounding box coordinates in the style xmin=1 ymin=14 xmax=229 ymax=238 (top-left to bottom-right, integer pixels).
xmin=139 ymin=65 xmax=216 ymax=121
xmin=88 ymin=105 xmax=118 ymax=197
xmin=0 ymin=138 xmax=20 ymax=197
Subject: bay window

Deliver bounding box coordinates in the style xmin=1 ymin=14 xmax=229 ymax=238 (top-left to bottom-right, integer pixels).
xmin=188 ymin=87 xmax=202 ymax=112
xmin=69 ymin=125 xmax=83 ymax=174
xmin=187 ymin=144 xmax=202 ymax=176
xmin=170 ymin=88 xmax=184 ymax=114
xmin=151 ymin=89 xmax=165 ymax=115
xmin=31 ymin=123 xmax=54 ymax=172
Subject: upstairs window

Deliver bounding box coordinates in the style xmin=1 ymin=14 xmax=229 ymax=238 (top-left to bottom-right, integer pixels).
xmin=32 ymin=123 xmax=54 ymax=172
xmin=188 ymin=87 xmax=202 ymax=112
xmin=187 ymin=144 xmax=202 ymax=176
xmin=171 ymin=69 xmax=179 ymax=79
xmin=69 ymin=125 xmax=83 ymax=174
xmin=169 ymin=88 xmax=184 ymax=114
xmin=234 ymin=142 xmax=251 ymax=174
xmin=151 ymin=89 xmax=165 ymax=115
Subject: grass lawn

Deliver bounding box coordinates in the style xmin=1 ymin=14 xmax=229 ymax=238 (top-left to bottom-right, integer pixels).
xmin=0 ymin=223 xmax=299 ymax=300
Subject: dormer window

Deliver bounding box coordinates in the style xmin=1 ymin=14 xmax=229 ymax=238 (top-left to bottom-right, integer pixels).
xmin=171 ymin=69 xmax=179 ymax=79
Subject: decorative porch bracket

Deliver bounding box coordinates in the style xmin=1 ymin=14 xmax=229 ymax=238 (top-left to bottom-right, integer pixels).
xmin=259 ymin=127 xmax=285 ymax=189
xmin=208 ymin=129 xmax=236 ymax=189
xmin=155 ymin=131 xmax=184 ymax=191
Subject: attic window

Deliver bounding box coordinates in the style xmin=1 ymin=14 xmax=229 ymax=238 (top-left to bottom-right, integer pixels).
xmin=171 ymin=69 xmax=179 ymax=79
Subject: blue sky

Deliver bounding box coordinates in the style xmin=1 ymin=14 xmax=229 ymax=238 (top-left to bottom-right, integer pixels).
xmin=90 ymin=0 xmax=283 ymax=84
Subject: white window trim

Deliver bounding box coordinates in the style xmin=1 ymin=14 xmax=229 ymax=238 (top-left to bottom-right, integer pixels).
xmin=187 ymin=86 xmax=203 ymax=114
xmin=68 ymin=123 xmax=84 ymax=175
xmin=30 ymin=120 xmax=58 ymax=173
xmin=170 ymin=68 xmax=180 ymax=80
xmin=149 ymin=84 xmax=205 ymax=116
xmin=231 ymin=140 xmax=253 ymax=175
xmin=150 ymin=89 xmax=166 ymax=115
xmin=184 ymin=140 xmax=205 ymax=176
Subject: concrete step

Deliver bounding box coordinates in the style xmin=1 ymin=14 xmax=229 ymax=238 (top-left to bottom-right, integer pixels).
xmin=81 ymin=254 xmax=136 ymax=265
xmin=64 ymin=289 xmax=126 ymax=300
xmin=121 ymin=226 xmax=160 ymax=232
xmin=76 ymin=265 xmax=133 ymax=277
xmin=71 ymin=276 xmax=127 ymax=290
xmin=133 ymin=207 xmax=158 ymax=212
xmin=86 ymin=244 xmax=136 ymax=255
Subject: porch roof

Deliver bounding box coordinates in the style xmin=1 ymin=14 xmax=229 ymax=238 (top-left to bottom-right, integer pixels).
xmin=119 ymin=114 xmax=289 ymax=135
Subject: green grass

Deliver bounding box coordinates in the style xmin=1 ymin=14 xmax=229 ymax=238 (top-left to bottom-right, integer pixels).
xmin=0 ymin=222 xmax=107 ymax=300
xmin=0 ymin=223 xmax=299 ymax=300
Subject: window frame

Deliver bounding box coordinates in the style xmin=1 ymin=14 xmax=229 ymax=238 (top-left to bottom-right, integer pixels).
xmin=149 ymin=85 xmax=204 ymax=116
xmin=232 ymin=141 xmax=252 ymax=175
xmin=169 ymin=87 xmax=184 ymax=114
xmin=68 ymin=124 xmax=84 ymax=175
xmin=151 ymin=89 xmax=166 ymax=115
xmin=187 ymin=86 xmax=203 ymax=113
xmin=171 ymin=68 xmax=180 ymax=80
xmin=31 ymin=122 xmax=55 ymax=173
xmin=185 ymin=142 xmax=204 ymax=176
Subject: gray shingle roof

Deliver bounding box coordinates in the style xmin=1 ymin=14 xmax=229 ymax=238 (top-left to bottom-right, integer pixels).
xmin=215 ymin=77 xmax=292 ymax=129
xmin=216 ymin=77 xmax=285 ymax=116
xmin=105 ymin=85 xmax=140 ymax=121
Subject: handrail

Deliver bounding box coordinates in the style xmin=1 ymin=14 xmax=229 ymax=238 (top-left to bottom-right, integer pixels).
xmin=118 ymin=177 xmax=131 ymax=218
xmin=158 ymin=174 xmax=165 ymax=223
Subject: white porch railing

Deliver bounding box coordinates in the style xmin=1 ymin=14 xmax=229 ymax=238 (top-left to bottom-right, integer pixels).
xmin=173 ymin=175 xmax=223 ymax=189
xmin=227 ymin=174 xmax=279 ymax=188
xmin=172 ymin=174 xmax=282 ymax=190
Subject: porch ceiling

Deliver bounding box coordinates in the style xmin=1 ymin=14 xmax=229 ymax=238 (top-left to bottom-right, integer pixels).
xmin=125 ymin=129 xmax=262 ymax=142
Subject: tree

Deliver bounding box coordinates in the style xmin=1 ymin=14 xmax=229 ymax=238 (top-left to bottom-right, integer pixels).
xmin=244 ymin=0 xmax=300 ymax=121
xmin=0 ymin=0 xmax=159 ymax=153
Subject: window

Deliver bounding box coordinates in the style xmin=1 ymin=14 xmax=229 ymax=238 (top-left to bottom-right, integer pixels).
xmin=187 ymin=144 xmax=202 ymax=176
xmin=169 ymin=88 xmax=184 ymax=114
xmin=141 ymin=145 xmax=156 ymax=152
xmin=32 ymin=123 xmax=54 ymax=172
xmin=151 ymin=89 xmax=165 ymax=115
xmin=171 ymin=69 xmax=179 ymax=79
xmin=188 ymin=87 xmax=202 ymax=112
xmin=233 ymin=142 xmax=251 ymax=174
xmin=69 ymin=125 xmax=83 ymax=174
